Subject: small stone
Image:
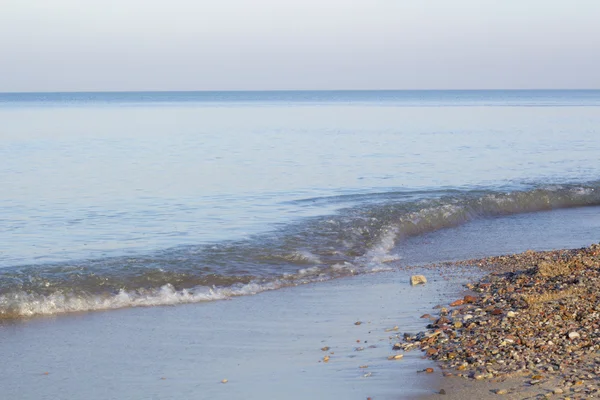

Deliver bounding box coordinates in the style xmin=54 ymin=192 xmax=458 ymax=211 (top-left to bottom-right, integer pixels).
xmin=506 ymin=311 xmax=516 ymax=318
xmin=221 ymin=379 xmax=228 ymax=384
xmin=439 ymin=389 xmax=446 ymax=395
xmin=359 ymin=365 xmax=368 ymax=369
xmin=553 ymin=388 xmax=564 ymax=394
xmin=450 ymin=299 xmax=465 ymax=307
xmin=426 ymin=368 xmax=434 ymax=373
xmin=491 ymin=308 xmax=503 ymax=315
xmin=410 ymin=275 xmax=427 ymax=285
xmin=530 ymin=379 xmax=541 ymax=385
xmin=496 ymin=389 xmax=508 ymax=395
xmin=426 ymin=348 xmax=438 ymax=356
xmin=464 ymin=295 xmax=477 ymax=303
xmin=323 ymin=355 xmax=330 ymax=362
xmin=355 ymin=321 xmax=362 ymax=325
xmin=568 ymin=332 xmax=580 ymax=340
xmin=321 ymin=346 xmax=330 ymax=351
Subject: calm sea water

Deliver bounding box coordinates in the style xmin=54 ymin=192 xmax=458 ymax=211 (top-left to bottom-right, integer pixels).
xmin=1 ymin=90 xmax=599 ymax=319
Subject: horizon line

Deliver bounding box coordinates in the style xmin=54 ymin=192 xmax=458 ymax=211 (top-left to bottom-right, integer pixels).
xmin=1 ymin=88 xmax=600 ymax=95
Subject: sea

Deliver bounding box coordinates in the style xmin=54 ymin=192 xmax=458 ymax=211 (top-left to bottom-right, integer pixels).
xmin=1 ymin=90 xmax=600 ymax=319
xmin=2 ymin=90 xmax=600 ymax=400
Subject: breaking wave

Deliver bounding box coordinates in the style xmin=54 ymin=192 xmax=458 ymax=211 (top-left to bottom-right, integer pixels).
xmin=1 ymin=182 xmax=599 ymax=319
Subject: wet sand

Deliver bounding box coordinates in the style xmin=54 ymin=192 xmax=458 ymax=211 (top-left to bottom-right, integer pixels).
xmin=0 ymin=267 xmax=477 ymax=400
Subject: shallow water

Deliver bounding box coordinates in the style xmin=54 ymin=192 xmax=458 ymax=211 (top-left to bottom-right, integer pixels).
xmin=0 ymin=205 xmax=596 ymax=400
xmin=1 ymin=90 xmax=600 ymax=319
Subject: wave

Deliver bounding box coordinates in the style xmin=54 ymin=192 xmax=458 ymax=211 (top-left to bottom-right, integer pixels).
xmin=1 ymin=182 xmax=599 ymax=319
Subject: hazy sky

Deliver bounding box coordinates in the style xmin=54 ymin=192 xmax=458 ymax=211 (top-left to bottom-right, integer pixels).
xmin=1 ymin=0 xmax=599 ymax=92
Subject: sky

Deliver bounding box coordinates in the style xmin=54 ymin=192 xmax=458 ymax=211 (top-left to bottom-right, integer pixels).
xmin=1 ymin=0 xmax=599 ymax=92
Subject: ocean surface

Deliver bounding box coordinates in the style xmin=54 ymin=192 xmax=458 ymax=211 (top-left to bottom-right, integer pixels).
xmin=1 ymin=89 xmax=600 ymax=320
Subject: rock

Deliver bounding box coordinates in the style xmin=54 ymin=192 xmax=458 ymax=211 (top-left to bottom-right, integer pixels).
xmin=568 ymin=332 xmax=580 ymax=340
xmin=495 ymin=389 xmax=508 ymax=395
xmin=221 ymin=379 xmax=228 ymax=384
xmin=450 ymin=299 xmax=465 ymax=307
xmin=491 ymin=308 xmax=503 ymax=315
xmin=426 ymin=367 xmax=434 ymax=373
xmin=354 ymin=321 xmax=362 ymax=325
xmin=506 ymin=311 xmax=517 ymax=318
xmin=553 ymin=388 xmax=564 ymax=394
xmin=323 ymin=355 xmax=330 ymax=362
xmin=410 ymin=275 xmax=427 ymax=285
xmin=321 ymin=346 xmax=330 ymax=351
xmin=439 ymin=389 xmax=446 ymax=395
xmin=464 ymin=295 xmax=477 ymax=303
xmin=426 ymin=348 xmax=438 ymax=356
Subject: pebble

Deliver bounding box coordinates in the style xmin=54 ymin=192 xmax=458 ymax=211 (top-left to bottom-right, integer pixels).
xmin=221 ymin=379 xmax=228 ymax=384
xmin=387 ymin=354 xmax=404 ymax=360
xmin=398 ymin=244 xmax=600 ymax=392
xmin=495 ymin=389 xmax=508 ymax=395
xmin=410 ymin=275 xmax=427 ymax=285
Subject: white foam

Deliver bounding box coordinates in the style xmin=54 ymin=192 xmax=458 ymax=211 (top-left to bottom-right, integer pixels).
xmin=0 ymin=281 xmax=290 ymax=319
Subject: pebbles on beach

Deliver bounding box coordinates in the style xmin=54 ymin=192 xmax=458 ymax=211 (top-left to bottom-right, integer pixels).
xmin=410 ymin=275 xmax=428 ymax=285
xmin=398 ymin=243 xmax=600 ymax=397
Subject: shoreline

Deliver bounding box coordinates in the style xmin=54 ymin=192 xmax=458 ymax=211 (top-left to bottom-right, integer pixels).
xmin=2 ymin=243 xmax=599 ymax=399
xmin=404 ymin=243 xmax=600 ymax=399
